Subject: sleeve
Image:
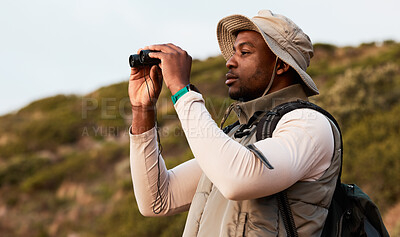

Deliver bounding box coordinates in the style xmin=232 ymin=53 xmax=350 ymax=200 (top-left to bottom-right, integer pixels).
xmin=130 ymin=126 xmax=203 ymax=216
xmin=174 ymin=91 xmax=334 ymax=200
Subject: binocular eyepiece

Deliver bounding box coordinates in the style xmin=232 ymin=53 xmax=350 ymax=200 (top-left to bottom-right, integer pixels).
xmin=129 ymin=50 xmax=161 ymax=67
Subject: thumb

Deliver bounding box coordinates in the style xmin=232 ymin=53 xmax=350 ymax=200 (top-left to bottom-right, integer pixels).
xmin=150 ymin=65 xmax=163 ymax=92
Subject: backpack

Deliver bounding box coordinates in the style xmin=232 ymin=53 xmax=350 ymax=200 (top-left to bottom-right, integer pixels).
xmin=253 ymin=100 xmax=390 ymax=237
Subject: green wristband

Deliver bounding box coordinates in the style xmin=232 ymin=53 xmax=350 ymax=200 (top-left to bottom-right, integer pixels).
xmin=171 ymin=84 xmax=190 ymax=105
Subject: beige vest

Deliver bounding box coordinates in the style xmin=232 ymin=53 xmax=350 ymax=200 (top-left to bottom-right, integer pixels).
xmin=183 ymin=85 xmax=342 ymax=237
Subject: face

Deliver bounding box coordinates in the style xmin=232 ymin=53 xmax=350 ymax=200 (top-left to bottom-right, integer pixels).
xmin=225 ymin=31 xmax=277 ymax=101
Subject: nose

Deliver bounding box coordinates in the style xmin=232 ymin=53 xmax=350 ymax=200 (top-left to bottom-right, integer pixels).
xmin=226 ymin=54 xmax=237 ymax=69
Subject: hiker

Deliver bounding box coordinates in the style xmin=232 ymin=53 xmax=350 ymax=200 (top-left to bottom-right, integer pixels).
xmin=129 ymin=10 xmax=340 ymax=236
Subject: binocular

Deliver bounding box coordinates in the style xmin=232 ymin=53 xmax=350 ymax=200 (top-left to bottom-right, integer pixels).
xmin=129 ymin=50 xmax=161 ymax=67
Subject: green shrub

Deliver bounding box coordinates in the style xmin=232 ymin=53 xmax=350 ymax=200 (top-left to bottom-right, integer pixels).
xmin=316 ymin=63 xmax=400 ymax=129
xmin=17 ymin=94 xmax=79 ymax=114
xmin=20 ymin=153 xmax=88 ymax=191
xmin=313 ymin=43 xmax=337 ymax=53
xmin=94 ymin=193 xmax=187 ymax=237
xmin=0 ymin=155 xmax=50 ymax=186
xmin=20 ymin=110 xmax=83 ymax=151
xmin=342 ymin=104 xmax=400 ymax=211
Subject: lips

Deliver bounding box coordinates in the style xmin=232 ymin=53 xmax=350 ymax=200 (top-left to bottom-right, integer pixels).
xmin=225 ymin=72 xmax=238 ymax=86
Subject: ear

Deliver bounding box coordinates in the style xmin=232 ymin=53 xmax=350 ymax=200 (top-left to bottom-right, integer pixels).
xmin=276 ymin=59 xmax=290 ymax=75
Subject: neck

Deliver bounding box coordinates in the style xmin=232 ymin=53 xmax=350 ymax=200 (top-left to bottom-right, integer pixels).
xmin=268 ymin=73 xmax=300 ymax=95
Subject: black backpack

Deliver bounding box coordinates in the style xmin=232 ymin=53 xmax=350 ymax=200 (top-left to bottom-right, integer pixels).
xmin=252 ymin=100 xmax=389 ymax=237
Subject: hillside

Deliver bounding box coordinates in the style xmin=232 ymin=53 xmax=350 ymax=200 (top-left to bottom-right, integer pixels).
xmin=0 ymin=40 xmax=400 ymax=236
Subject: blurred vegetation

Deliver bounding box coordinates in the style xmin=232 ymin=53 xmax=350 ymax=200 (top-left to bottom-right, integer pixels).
xmin=0 ymin=42 xmax=400 ymax=236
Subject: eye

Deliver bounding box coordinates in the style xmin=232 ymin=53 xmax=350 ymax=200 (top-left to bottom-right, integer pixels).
xmin=241 ymin=51 xmax=250 ymax=56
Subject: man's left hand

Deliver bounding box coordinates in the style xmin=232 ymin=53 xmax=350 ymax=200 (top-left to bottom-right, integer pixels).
xmin=142 ymin=43 xmax=192 ymax=95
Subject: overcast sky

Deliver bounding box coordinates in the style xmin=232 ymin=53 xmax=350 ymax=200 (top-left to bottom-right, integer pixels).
xmin=1 ymin=0 xmax=399 ymax=116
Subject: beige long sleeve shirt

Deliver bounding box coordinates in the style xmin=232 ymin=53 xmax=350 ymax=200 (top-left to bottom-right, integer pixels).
xmin=130 ymin=91 xmax=334 ymax=217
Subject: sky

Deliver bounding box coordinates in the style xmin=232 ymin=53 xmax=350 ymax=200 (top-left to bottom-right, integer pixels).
xmin=1 ymin=0 xmax=399 ymax=116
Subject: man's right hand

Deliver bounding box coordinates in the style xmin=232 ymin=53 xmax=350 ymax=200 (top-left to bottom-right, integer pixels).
xmin=129 ymin=59 xmax=163 ymax=134
xmin=129 ymin=64 xmax=163 ymax=108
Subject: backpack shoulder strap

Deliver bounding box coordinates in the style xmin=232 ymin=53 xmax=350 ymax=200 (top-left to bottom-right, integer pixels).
xmin=222 ymin=120 xmax=240 ymax=134
xmin=256 ymin=100 xmax=341 ymax=140
xmin=255 ymin=100 xmax=343 ymax=237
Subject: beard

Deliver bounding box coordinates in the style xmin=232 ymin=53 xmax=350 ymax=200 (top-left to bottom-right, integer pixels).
xmin=228 ymin=70 xmax=270 ymax=102
xmin=228 ymin=86 xmax=251 ymax=102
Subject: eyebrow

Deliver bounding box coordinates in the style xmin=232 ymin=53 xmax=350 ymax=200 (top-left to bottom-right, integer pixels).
xmin=233 ymin=42 xmax=256 ymax=51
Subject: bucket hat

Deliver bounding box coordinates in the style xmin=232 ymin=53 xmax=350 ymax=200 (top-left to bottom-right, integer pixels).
xmin=217 ymin=10 xmax=319 ymax=96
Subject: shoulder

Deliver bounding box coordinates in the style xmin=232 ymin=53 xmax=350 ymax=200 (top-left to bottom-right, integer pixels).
xmin=276 ymin=108 xmax=332 ymax=132
xmin=273 ymin=108 xmax=334 ymax=150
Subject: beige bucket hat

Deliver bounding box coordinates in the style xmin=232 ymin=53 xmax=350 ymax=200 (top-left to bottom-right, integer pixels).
xmin=217 ymin=10 xmax=319 ymax=96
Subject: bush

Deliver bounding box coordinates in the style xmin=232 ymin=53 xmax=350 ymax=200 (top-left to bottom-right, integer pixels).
xmin=20 ymin=153 xmax=88 ymax=191
xmin=316 ymin=63 xmax=400 ymax=129
xmin=313 ymin=43 xmax=337 ymax=53
xmin=0 ymin=155 xmax=50 ymax=186
xmin=94 ymin=194 xmax=187 ymax=237
xmin=342 ymin=104 xmax=400 ymax=211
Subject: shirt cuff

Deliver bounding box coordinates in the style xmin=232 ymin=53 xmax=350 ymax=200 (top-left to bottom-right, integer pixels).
xmin=173 ymin=91 xmax=204 ymax=110
xmin=129 ymin=125 xmax=157 ymax=143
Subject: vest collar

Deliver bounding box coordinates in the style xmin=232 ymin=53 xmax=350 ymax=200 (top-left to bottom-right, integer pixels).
xmin=233 ymin=84 xmax=309 ymax=124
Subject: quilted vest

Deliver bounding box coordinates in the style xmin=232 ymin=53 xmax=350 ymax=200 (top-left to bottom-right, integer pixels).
xmin=183 ymin=85 xmax=341 ymax=237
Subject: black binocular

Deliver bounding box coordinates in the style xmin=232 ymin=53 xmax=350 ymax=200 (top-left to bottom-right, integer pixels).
xmin=129 ymin=50 xmax=161 ymax=67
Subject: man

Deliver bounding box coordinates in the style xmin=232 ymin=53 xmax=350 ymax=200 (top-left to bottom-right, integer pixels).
xmin=129 ymin=10 xmax=340 ymax=236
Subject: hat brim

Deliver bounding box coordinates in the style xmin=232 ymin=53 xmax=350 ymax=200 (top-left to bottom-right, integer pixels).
xmin=217 ymin=14 xmax=319 ymax=96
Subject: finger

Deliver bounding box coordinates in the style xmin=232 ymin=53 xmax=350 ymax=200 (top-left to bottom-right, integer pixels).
xmin=150 ymin=65 xmax=163 ymax=88
xmin=145 ymin=48 xmax=181 ymax=61
xmin=147 ymin=51 xmax=163 ymax=61
xmin=147 ymin=43 xmax=182 ymax=51
xmin=156 ymin=66 xmax=163 ymax=88
xmin=164 ymin=43 xmax=183 ymax=52
xmin=143 ymin=43 xmax=177 ymax=53
xmin=136 ymin=48 xmax=144 ymax=54
xmin=130 ymin=67 xmax=148 ymax=80
xmin=130 ymin=67 xmax=139 ymax=77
